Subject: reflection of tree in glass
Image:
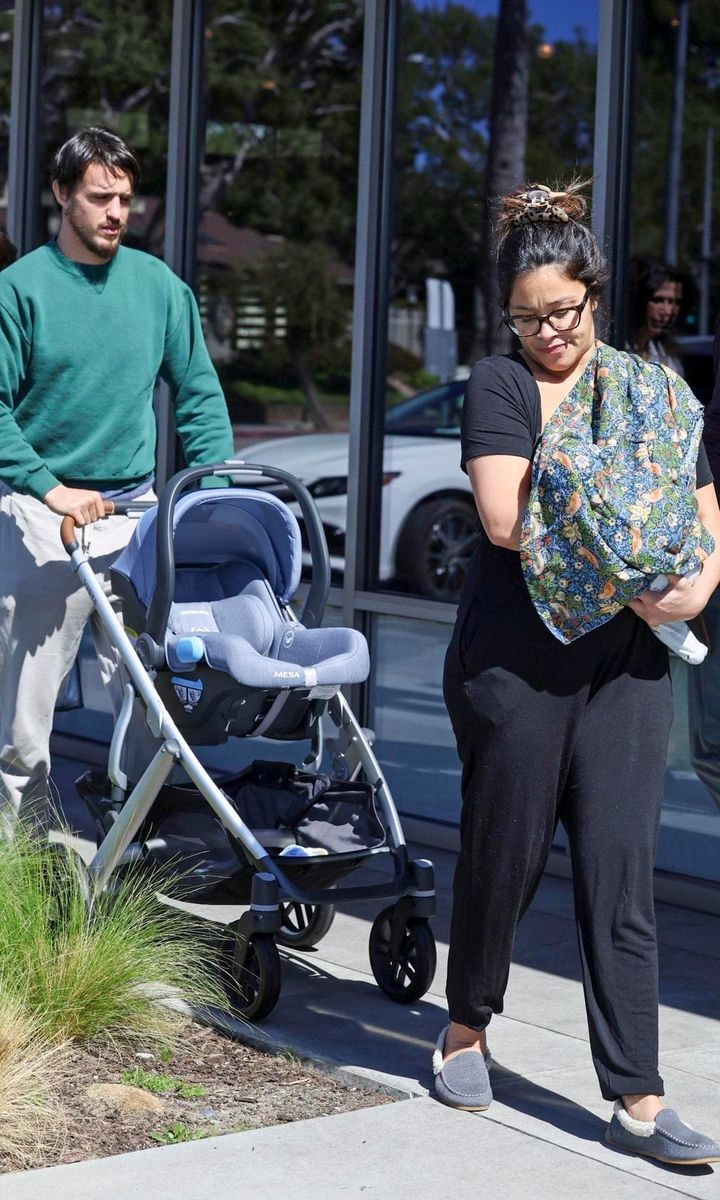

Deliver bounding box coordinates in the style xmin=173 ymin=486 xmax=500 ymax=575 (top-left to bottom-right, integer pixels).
xmin=393 ymin=2 xmax=596 ymax=365
xmin=481 ymin=0 xmax=529 ymax=358
xmin=631 ymin=1 xmax=720 ymax=276
xmin=200 ymin=1 xmax=363 ymax=428
xmin=202 ymin=1 xmax=362 ymax=259
xmin=237 ymin=242 xmax=350 ymax=431
xmin=0 ymin=9 xmax=13 ymax=195
xmin=41 ymin=1 xmax=172 ymax=253
xmin=394 ymin=2 xmax=493 ymax=365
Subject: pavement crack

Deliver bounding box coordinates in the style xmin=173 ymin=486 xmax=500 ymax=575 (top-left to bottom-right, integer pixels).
xmin=491 ymin=1012 xmax=590 ymax=1044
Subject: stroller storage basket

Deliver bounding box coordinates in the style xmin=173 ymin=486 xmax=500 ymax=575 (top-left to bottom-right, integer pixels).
xmin=83 ymin=760 xmax=388 ymax=905
xmin=231 ymin=760 xmax=387 ymax=855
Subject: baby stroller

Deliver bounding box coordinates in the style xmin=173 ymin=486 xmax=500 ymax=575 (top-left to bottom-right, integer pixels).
xmin=62 ymin=461 xmax=437 ymax=1020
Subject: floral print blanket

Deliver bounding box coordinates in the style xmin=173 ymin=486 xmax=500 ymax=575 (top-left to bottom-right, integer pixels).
xmin=520 ymin=345 xmax=714 ymax=643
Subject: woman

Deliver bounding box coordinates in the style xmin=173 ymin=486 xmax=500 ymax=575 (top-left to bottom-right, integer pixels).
xmin=434 ymin=182 xmax=720 ymax=1167
xmin=627 ymin=255 xmax=683 ymax=373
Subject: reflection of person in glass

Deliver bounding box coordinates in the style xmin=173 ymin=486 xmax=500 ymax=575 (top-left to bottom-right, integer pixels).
xmin=0 ymin=127 xmax=234 ymax=830
xmin=0 ymin=230 xmax=17 ymax=270
xmin=435 ymin=183 xmax=720 ymax=1165
xmin=626 ymin=256 xmax=683 ymax=374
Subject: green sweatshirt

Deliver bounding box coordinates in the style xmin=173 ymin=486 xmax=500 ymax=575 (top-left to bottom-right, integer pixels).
xmin=0 ymin=241 xmax=234 ymax=499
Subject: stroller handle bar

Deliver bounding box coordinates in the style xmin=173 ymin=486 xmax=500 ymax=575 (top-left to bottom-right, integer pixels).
xmin=146 ymin=462 xmax=331 ymax=639
xmin=61 ymin=500 xmax=115 ymax=551
xmin=60 ymin=498 xmax=156 ymax=552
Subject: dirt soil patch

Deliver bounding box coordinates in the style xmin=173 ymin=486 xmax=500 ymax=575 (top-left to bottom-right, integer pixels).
xmin=2 ymin=1022 xmax=393 ymax=1171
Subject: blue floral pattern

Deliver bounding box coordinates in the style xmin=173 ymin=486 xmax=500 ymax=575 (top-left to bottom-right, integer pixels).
xmin=520 ymin=346 xmax=714 ymax=644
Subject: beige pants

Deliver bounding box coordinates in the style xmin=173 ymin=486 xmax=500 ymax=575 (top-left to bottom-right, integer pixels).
xmin=0 ymin=488 xmax=151 ymax=831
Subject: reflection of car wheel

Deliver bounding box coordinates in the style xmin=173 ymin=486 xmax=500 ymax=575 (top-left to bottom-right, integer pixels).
xmin=395 ymin=497 xmax=479 ymax=602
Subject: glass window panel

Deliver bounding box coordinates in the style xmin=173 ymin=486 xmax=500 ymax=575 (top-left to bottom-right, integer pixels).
xmin=201 ymin=0 xmax=362 ymax=505
xmin=371 ymin=614 xmax=461 ymax=826
xmin=662 ymin=657 xmax=720 ymax=882
xmin=0 ymin=4 xmax=12 ymax=251
xmin=39 ymin=2 xmax=173 ymax=254
xmin=621 ymin=1 xmax=720 ymax=879
xmin=376 ymin=0 xmax=599 ymax=605
xmin=626 ymin=0 xmax=720 ymax=379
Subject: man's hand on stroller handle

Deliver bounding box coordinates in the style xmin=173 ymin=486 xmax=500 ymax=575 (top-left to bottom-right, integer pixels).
xmin=45 ymin=484 xmax=108 ymax=526
xmin=58 ymin=493 xmax=157 ymax=552
xmin=56 ymin=492 xmax=117 ymax=552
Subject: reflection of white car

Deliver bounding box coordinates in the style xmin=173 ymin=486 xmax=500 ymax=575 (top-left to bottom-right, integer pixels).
xmin=244 ymin=380 xmax=480 ymax=602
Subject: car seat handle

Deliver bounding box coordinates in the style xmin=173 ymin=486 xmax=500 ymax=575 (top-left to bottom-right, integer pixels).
xmin=145 ymin=462 xmax=331 ymax=644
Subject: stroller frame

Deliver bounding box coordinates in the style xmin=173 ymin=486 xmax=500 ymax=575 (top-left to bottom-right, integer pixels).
xmin=61 ymin=462 xmax=436 ymax=1018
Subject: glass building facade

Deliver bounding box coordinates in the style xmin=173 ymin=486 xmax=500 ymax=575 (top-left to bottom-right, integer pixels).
xmin=3 ymin=0 xmax=720 ymax=904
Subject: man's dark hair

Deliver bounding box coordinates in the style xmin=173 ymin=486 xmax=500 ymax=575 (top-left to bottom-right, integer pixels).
xmin=0 ymin=230 xmax=17 ymax=270
xmin=51 ymin=127 xmax=140 ymax=194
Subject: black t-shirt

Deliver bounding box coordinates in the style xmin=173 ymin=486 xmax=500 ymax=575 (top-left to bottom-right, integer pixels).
xmin=461 ymin=352 xmax=713 ymax=488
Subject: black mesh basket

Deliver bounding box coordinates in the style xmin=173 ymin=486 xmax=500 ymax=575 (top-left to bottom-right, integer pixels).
xmin=83 ymin=760 xmax=387 ymax=904
xmin=230 ymin=759 xmax=387 ymax=855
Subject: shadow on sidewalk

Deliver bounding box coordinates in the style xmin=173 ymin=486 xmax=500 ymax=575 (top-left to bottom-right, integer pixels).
xmin=488 ymin=1061 xmax=605 ymax=1142
xmin=480 ymin=1065 xmax=715 ymax=1178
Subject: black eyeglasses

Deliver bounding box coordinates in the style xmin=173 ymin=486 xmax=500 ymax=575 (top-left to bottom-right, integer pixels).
xmin=503 ymin=286 xmax=593 ymax=337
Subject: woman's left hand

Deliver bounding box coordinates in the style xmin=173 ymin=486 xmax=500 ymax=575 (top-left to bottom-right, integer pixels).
xmin=629 ymin=573 xmax=708 ymax=626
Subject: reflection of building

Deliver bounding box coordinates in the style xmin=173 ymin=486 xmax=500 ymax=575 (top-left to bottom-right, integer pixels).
xmin=2 ymin=1 xmax=719 ymax=905
xmin=125 ymin=202 xmax=353 ymax=360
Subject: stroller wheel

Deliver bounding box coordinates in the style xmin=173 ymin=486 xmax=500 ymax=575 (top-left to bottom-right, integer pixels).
xmin=276 ymin=903 xmax=336 ymax=949
xmin=223 ymin=929 xmax=282 ymax=1021
xmin=368 ymin=906 xmax=437 ymax=1004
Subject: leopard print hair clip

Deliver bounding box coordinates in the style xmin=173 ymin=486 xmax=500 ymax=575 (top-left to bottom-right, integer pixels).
xmin=511 ymin=184 xmax=571 ymax=225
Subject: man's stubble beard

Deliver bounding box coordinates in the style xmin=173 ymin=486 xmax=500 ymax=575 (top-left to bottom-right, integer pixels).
xmin=66 ymin=202 xmax=127 ymax=261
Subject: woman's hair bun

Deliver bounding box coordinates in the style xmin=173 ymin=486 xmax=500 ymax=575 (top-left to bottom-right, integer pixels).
xmin=493 ymin=177 xmax=606 ymax=307
xmin=496 ymin=180 xmax=589 ymax=246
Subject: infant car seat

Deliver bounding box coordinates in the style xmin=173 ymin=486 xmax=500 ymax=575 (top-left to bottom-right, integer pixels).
xmin=111 ymin=489 xmax=369 ymax=743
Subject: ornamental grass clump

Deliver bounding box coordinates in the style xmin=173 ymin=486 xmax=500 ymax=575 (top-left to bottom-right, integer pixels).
xmin=0 ymin=824 xmax=226 ymax=1046
xmin=0 ymin=994 xmax=66 ymax=1166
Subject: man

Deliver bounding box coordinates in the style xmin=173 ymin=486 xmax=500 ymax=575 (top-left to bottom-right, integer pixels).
xmin=0 ymin=127 xmax=234 ymax=827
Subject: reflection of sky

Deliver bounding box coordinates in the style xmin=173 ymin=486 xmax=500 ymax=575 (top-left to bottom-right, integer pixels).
xmin=410 ymin=0 xmax=598 ymax=44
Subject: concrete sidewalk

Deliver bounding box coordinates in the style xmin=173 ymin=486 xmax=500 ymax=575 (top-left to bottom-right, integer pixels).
xmin=2 ymin=774 xmax=719 ymax=1198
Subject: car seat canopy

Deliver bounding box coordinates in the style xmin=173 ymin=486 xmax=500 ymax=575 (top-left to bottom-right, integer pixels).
xmin=112 ymin=489 xmax=303 ymax=610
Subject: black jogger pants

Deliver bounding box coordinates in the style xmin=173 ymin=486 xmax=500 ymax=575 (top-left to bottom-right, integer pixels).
xmin=443 ymin=566 xmax=673 ymax=1101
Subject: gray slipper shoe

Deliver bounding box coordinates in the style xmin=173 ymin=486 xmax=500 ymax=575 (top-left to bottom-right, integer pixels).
xmin=432 ymin=1024 xmax=493 ymax=1111
xmin=605 ymin=1100 xmax=720 ymax=1166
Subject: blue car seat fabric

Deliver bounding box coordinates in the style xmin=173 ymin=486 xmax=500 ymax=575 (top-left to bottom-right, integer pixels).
xmin=114 ymin=488 xmax=370 ymax=689
xmin=166 ymin=584 xmax=369 ymax=688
